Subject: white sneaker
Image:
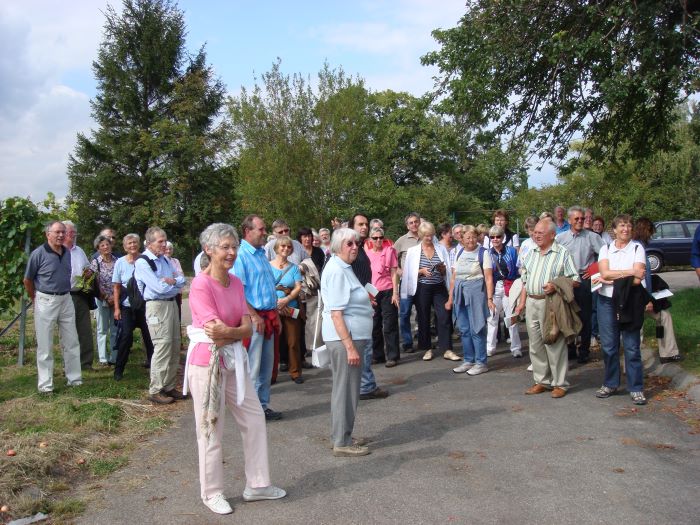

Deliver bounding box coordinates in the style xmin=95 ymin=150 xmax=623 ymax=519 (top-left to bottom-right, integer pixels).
xmin=467 ymin=364 xmax=488 ymax=376
xmin=512 ymin=350 xmax=522 ymax=358
xmin=243 ymin=485 xmax=287 ymax=502
xmin=453 ymin=362 xmax=475 ymax=373
xmin=203 ymin=493 xmax=233 ymax=515
xmin=443 ymin=350 xmax=461 ymax=361
xmin=486 ymin=350 xmax=494 ymax=357
xmin=422 ymin=350 xmax=434 ymax=361
xmin=506 ymin=338 xmax=511 ymax=344
xmin=527 ymin=364 xmax=533 ymax=371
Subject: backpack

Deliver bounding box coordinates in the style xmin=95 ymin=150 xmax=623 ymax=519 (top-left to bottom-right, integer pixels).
xmin=127 ymin=255 xmax=157 ymax=311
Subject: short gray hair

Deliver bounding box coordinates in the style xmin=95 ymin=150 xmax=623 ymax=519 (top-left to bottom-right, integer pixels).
xmin=145 ymin=227 xmax=166 ymax=245
xmin=567 ymin=205 xmax=584 ymax=217
xmin=488 ymin=225 xmax=505 ymax=238
xmin=330 ymin=227 xmax=359 ymax=255
xmin=538 ymin=219 xmax=557 ymax=234
xmin=122 ymin=233 xmax=140 ymax=245
xmin=62 ymin=220 xmax=76 ymax=232
xmin=452 ymin=223 xmax=464 ymax=234
xmin=199 ymin=223 xmax=239 ymax=252
xmin=94 ymin=234 xmax=112 ymax=249
xmin=370 ymin=218 xmax=384 ymax=229
xmin=370 ymin=227 xmax=384 ymax=238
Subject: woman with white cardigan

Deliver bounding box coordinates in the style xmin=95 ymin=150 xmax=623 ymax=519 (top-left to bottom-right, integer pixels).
xmin=400 ymin=221 xmax=452 ymax=361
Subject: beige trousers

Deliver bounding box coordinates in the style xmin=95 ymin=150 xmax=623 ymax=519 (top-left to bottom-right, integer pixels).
xmin=645 ymin=309 xmax=680 ymax=358
xmin=188 ymin=364 xmax=271 ymax=500
xmin=525 ymin=297 xmax=569 ymax=389
xmin=146 ymin=300 xmax=181 ymax=395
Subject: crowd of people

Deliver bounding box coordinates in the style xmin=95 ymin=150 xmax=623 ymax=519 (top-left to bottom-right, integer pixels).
xmin=22 ymin=206 xmax=689 ymax=515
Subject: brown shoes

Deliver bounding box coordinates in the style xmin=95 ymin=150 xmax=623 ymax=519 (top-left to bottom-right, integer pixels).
xmin=551 ymin=387 xmax=567 ymax=398
xmin=149 ymin=392 xmax=174 ymax=405
xmin=525 ymin=384 xmax=547 ymax=395
xmin=163 ymin=389 xmax=187 ymax=400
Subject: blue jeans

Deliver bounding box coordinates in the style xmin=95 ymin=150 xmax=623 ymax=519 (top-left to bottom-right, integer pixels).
xmin=591 ymin=291 xmax=599 ymax=339
xmin=456 ymin=304 xmax=487 ymax=365
xmin=597 ymin=295 xmax=643 ymax=392
xmin=359 ymin=338 xmax=378 ymax=395
xmin=399 ymin=296 xmax=415 ymax=348
xmin=95 ymin=298 xmax=118 ymax=363
xmin=248 ymin=330 xmax=275 ymax=409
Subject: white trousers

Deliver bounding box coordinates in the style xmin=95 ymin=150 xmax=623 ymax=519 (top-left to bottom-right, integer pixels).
xmin=487 ymin=281 xmax=521 ymax=354
xmin=33 ymin=292 xmax=82 ymax=392
xmin=188 ymin=364 xmax=271 ymax=500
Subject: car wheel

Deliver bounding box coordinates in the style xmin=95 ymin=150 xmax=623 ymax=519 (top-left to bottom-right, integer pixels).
xmin=647 ymin=253 xmax=663 ymax=273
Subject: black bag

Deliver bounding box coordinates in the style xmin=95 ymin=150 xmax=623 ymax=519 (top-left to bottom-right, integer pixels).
xmin=127 ymin=255 xmax=157 ymax=312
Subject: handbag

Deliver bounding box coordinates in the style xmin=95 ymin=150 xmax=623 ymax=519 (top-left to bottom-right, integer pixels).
xmin=310 ymin=296 xmax=329 ymax=368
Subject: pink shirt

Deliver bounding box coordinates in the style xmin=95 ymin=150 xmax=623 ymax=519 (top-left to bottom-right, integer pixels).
xmin=187 ymin=272 xmax=248 ymax=366
xmin=365 ymin=245 xmax=398 ymax=292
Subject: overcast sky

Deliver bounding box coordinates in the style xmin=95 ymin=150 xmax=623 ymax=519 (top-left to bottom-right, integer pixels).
xmin=0 ymin=0 xmax=556 ymax=202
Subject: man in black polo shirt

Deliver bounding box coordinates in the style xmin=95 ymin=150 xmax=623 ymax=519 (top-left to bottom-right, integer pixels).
xmin=23 ymin=221 xmax=82 ymax=393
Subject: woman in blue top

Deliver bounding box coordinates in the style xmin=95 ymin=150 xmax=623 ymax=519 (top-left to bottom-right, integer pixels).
xmin=321 ymin=228 xmax=373 ymax=457
xmin=269 ymin=236 xmax=304 ymax=384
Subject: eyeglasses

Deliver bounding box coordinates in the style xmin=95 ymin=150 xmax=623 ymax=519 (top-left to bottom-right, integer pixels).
xmin=489 ymin=236 xmax=503 ymax=240
xmin=344 ymin=241 xmax=359 ymax=247
xmin=371 ymin=236 xmax=383 ymax=240
xmin=572 ymin=217 xmax=584 ymax=222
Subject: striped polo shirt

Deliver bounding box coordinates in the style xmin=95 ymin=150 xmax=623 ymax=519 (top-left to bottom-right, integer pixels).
xmin=520 ymin=241 xmax=579 ymax=295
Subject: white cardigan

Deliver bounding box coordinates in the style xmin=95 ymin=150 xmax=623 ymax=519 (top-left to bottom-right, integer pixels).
xmin=400 ymin=243 xmax=452 ymax=299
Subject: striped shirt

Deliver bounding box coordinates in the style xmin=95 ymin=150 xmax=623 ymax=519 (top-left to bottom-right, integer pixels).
xmin=418 ymin=248 xmax=445 ymax=285
xmin=520 ymin=241 xmax=579 ymax=295
xmin=231 ymin=240 xmax=277 ymax=310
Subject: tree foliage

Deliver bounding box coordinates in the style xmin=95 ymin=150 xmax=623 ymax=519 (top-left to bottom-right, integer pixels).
xmin=507 ymin=103 xmax=700 ymax=223
xmin=422 ymin=0 xmax=700 ymax=162
xmin=228 ymin=62 xmax=524 ymax=237
xmin=67 ymin=0 xmax=231 ymax=258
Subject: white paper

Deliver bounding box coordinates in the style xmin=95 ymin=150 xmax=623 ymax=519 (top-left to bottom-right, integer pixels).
xmin=652 ymin=289 xmax=673 ymax=300
xmin=364 ymin=282 xmax=379 ymax=297
xmin=590 ymin=273 xmax=602 ymax=292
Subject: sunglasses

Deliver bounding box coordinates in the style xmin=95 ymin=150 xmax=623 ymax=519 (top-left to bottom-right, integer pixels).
xmin=371 ymin=236 xmax=384 ymax=240
xmin=572 ymin=217 xmax=584 ymax=222
xmin=345 ymin=241 xmax=359 ymax=247
xmin=489 ymin=236 xmax=503 ymax=240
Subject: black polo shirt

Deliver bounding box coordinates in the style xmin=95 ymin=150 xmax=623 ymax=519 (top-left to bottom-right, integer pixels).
xmin=24 ymin=242 xmax=72 ymax=293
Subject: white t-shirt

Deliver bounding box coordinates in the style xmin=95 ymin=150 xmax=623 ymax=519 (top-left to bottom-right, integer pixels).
xmin=453 ymin=247 xmax=492 ymax=281
xmin=597 ymin=240 xmax=646 ymax=298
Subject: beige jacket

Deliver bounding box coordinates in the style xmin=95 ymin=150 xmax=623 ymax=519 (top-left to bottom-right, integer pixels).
xmin=542 ymin=277 xmax=582 ymax=344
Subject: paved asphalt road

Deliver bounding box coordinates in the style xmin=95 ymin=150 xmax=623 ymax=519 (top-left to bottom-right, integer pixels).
xmin=656 ymin=269 xmax=698 ymax=292
xmin=75 ymin=324 xmax=700 ymax=524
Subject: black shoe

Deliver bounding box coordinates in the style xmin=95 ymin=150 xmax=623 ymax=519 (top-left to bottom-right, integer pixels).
xmin=385 ymin=360 xmax=398 ymax=368
xmin=294 ymin=377 xmax=305 ymax=384
xmin=114 ymin=372 xmax=123 ymax=381
xmin=660 ymin=355 xmax=683 ymax=363
xmin=577 ymin=355 xmax=590 ymax=364
xmin=264 ymin=408 xmax=283 ymax=421
xmin=301 ymin=361 xmax=313 ymax=369
xmin=402 ymin=344 xmax=414 ymax=354
xmin=359 ymin=387 xmax=389 ymax=400
xmin=163 ymin=389 xmax=187 ymax=401
xmin=279 ymin=363 xmax=289 ymax=372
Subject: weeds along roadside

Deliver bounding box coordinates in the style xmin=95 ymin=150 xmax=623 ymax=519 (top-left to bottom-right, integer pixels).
xmin=0 ymin=310 xmax=179 ymax=523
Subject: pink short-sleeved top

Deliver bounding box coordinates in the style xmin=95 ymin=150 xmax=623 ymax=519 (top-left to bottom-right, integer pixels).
xmin=365 ymin=245 xmax=398 ymax=292
xmin=188 ymin=272 xmax=248 ymax=366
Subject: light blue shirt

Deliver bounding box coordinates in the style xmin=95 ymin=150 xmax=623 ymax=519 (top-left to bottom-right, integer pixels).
xmin=321 ymin=255 xmax=373 ymax=341
xmin=134 ymin=249 xmax=185 ymax=301
xmin=231 ymin=240 xmax=277 ymax=310
xmin=112 ymin=256 xmax=135 ymax=307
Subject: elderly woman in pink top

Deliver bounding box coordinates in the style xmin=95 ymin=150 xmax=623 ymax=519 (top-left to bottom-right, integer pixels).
xmin=186 ymin=223 xmax=285 ymax=515
xmin=366 ymin=227 xmax=401 ymax=367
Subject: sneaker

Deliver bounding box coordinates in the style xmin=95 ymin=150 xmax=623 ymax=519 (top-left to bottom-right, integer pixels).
xmin=203 ymin=493 xmax=233 ymax=515
xmin=242 ymin=485 xmax=287 ymax=502
xmin=328 ymin=437 xmax=369 ymax=449
xmin=630 ymin=392 xmax=647 ymax=405
xmin=385 ymin=360 xmax=398 ymax=368
xmin=506 ymin=338 xmax=511 ymax=344
xmin=264 ymin=408 xmax=283 ymax=421
xmin=443 ymin=350 xmax=462 ymax=361
xmin=526 ymin=364 xmax=533 ymax=372
xmin=332 ymin=444 xmax=371 ymax=457
xmin=512 ymin=350 xmax=523 ymax=358
xmin=486 ymin=350 xmax=494 ymax=357
xmin=149 ymin=392 xmax=174 ymax=405
xmin=467 ymin=363 xmax=488 ymax=376
xmin=452 ymin=362 xmax=475 ymax=374
xmin=422 ymin=350 xmax=434 ymax=361
xmin=595 ymin=385 xmax=617 ymax=398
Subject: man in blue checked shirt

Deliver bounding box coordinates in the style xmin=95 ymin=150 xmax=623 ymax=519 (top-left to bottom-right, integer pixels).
xmin=135 ymin=227 xmax=186 ymax=405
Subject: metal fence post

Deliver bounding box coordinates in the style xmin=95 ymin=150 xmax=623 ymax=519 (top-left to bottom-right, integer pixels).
xmin=17 ymin=229 xmax=31 ymax=367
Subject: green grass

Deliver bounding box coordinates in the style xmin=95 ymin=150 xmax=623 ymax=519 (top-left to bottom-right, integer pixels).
xmin=0 ymin=309 xmax=178 ymax=523
xmin=643 ymin=288 xmax=700 ymax=375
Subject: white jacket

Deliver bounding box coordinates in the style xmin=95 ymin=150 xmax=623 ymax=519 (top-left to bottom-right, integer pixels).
xmin=400 ymin=243 xmax=451 ymax=299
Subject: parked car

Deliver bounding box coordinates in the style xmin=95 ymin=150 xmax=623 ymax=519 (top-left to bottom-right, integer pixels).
xmin=646 ymin=220 xmax=699 ymax=272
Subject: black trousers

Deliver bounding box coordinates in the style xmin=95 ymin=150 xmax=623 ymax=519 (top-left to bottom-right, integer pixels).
xmin=115 ymin=306 xmax=155 ymax=375
xmin=414 ymin=282 xmax=450 ymax=352
xmin=372 ymin=289 xmax=400 ymax=362
xmin=569 ymin=278 xmax=592 ymax=359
